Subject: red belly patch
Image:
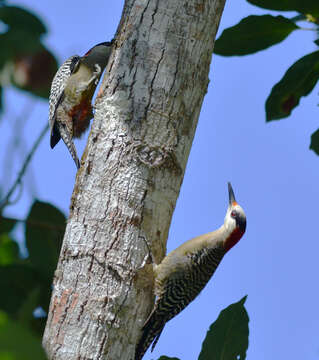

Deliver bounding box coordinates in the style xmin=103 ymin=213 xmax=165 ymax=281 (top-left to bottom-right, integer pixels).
xmin=69 ymin=99 xmax=93 ymax=138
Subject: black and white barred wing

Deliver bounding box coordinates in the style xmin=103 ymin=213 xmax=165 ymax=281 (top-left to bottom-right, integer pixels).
xmin=49 ymin=55 xmax=80 ymax=148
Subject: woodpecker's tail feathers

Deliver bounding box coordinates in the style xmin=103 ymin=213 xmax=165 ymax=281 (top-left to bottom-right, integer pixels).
xmin=135 ymin=311 xmax=165 ymax=360
xmin=58 ymin=123 xmax=80 ymax=169
xmin=50 ymin=121 xmax=61 ymax=149
xmin=150 ymin=326 xmax=164 ymax=352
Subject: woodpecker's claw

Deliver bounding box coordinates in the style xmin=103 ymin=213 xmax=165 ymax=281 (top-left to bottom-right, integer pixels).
xmin=94 ymin=63 xmax=101 ymax=74
xmin=93 ymin=64 xmax=101 ymax=85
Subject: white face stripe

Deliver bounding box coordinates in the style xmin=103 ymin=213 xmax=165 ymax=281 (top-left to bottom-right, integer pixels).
xmin=224 ymin=204 xmax=246 ymax=233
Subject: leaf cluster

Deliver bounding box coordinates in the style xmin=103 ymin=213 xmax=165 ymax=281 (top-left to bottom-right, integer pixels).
xmin=0 ymin=201 xmax=66 ymax=360
xmin=214 ymin=0 xmax=319 ymax=154
xmin=0 ymin=4 xmax=58 ymax=109
xmin=158 ymin=297 xmax=249 ymax=360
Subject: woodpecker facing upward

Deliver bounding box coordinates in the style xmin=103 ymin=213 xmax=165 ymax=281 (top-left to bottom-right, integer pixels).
xmin=49 ymin=41 xmax=113 ymax=168
xmin=135 ymin=183 xmax=246 ymax=360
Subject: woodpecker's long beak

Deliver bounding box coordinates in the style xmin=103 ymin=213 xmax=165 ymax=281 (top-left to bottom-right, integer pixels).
xmin=228 ymin=182 xmax=237 ymax=206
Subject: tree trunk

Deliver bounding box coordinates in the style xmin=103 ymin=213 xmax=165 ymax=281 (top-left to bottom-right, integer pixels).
xmin=42 ymin=0 xmax=226 ymax=359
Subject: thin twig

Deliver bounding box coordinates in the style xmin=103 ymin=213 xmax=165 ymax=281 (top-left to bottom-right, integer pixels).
xmin=0 ymin=122 xmax=49 ymax=211
xmin=2 ymin=99 xmax=35 ymax=186
xmin=290 ymin=14 xmax=306 ymax=23
xmin=298 ymin=27 xmax=318 ymax=31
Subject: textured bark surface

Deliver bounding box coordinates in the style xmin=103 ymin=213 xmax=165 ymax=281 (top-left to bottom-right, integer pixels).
xmin=43 ymin=0 xmax=226 ymax=359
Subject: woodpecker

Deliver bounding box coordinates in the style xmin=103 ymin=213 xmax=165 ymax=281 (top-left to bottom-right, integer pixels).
xmin=49 ymin=41 xmax=113 ymax=168
xmin=135 ymin=182 xmax=246 ymax=360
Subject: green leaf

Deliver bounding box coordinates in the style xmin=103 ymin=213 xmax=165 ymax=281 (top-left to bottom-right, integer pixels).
xmin=0 ymin=351 xmax=17 ymax=360
xmin=247 ymin=0 xmax=319 ymax=17
xmin=28 ymin=316 xmax=47 ymax=338
xmin=25 ymin=201 xmax=65 ymax=281
xmin=38 ymin=281 xmax=52 ymax=313
xmin=158 ymin=357 xmax=181 ymax=360
xmin=309 ymin=129 xmax=319 ymax=155
xmin=11 ymin=43 xmax=58 ymax=99
xmin=0 ymin=30 xmax=41 ymax=64
xmin=0 ymin=36 xmax=13 ymax=70
xmin=16 ymin=287 xmax=46 ymax=336
xmin=16 ymin=288 xmax=40 ymax=323
xmin=0 ymin=265 xmax=38 ymax=315
xmin=0 ymin=6 xmax=46 ymax=36
xmin=0 ymin=31 xmax=58 ymax=99
xmin=0 ymin=217 xmax=19 ymax=266
xmin=0 ymin=86 xmax=2 ymax=114
xmin=314 ymin=39 xmax=319 ymax=46
xmin=0 ymin=311 xmax=46 ymax=360
xmin=266 ymin=50 xmax=319 ymax=121
xmin=0 ymin=216 xmax=17 ymax=234
xmin=198 ymin=296 xmax=249 ymax=360
xmin=214 ymin=15 xmax=298 ymax=56
xmin=0 ymin=234 xmax=19 ymax=265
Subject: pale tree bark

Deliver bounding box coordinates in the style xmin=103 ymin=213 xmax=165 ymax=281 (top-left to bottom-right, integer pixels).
xmin=43 ymin=0 xmax=226 ymax=359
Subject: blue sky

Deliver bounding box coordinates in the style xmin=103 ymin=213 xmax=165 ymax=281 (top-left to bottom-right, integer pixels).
xmin=1 ymin=1 xmax=319 ymax=359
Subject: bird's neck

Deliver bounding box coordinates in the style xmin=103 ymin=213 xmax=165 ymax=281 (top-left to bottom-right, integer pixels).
xmin=223 ymin=227 xmax=245 ymax=252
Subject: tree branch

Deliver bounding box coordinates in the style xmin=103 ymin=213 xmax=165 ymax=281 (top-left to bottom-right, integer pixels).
xmin=0 ymin=122 xmax=49 ymax=211
xmin=43 ymin=0 xmax=226 ymax=359
xmin=1 ymin=99 xmax=35 ymax=190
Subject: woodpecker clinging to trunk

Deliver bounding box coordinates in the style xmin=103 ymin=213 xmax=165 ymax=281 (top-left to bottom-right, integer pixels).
xmin=135 ymin=183 xmax=246 ymax=360
xmin=49 ymin=41 xmax=113 ymax=168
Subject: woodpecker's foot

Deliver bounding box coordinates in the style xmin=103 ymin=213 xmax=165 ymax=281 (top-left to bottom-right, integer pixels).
xmin=93 ymin=64 xmax=101 ymax=85
xmin=134 ymin=263 xmax=155 ymax=290
xmin=139 ymin=236 xmax=156 ymax=265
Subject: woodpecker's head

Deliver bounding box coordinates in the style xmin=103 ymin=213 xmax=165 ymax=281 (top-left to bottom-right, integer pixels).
xmin=82 ymin=40 xmax=113 ymax=69
xmin=223 ymin=182 xmax=246 ymax=252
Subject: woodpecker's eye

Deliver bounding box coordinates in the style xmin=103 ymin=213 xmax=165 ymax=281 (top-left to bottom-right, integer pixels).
xmin=231 ymin=210 xmax=237 ymax=218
